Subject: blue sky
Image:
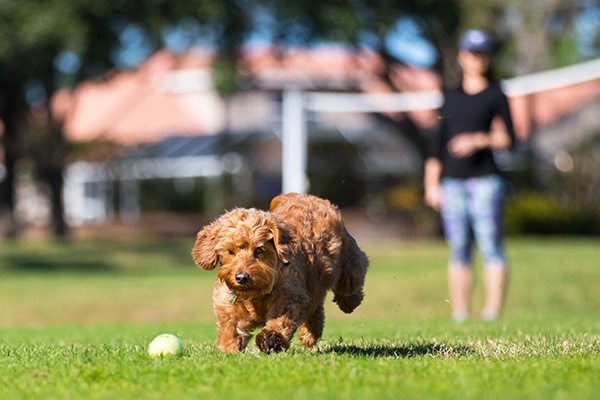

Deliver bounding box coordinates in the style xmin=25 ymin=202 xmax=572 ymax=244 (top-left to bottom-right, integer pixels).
xmin=55 ymin=5 xmax=599 ymax=73
xmin=576 ymin=4 xmax=600 ymax=56
xmin=383 ymin=18 xmax=437 ymax=67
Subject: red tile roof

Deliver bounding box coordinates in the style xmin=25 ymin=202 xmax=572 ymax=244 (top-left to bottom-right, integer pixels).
xmin=54 ymin=46 xmax=600 ymax=146
xmin=59 ymin=49 xmax=214 ymax=145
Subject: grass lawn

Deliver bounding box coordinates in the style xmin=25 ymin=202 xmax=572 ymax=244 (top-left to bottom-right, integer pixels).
xmin=0 ymin=235 xmax=599 ymax=399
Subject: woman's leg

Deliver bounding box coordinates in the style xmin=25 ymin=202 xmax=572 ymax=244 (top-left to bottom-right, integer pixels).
xmin=482 ymin=266 xmax=507 ymax=318
xmin=448 ymin=262 xmax=473 ymax=321
xmin=468 ymin=175 xmax=508 ymax=320
xmin=441 ymin=178 xmax=473 ymax=321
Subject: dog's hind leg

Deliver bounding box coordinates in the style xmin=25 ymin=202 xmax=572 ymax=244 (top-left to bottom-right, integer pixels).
xmin=298 ymin=304 xmax=325 ymax=347
xmin=333 ymin=289 xmax=364 ymax=314
xmin=332 ymin=231 xmax=369 ymax=314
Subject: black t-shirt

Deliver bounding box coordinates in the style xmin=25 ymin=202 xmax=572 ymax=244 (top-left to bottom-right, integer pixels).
xmin=428 ymin=85 xmax=516 ymax=178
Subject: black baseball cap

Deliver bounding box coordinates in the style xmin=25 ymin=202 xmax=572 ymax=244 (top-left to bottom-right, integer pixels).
xmin=458 ymin=30 xmax=495 ymax=55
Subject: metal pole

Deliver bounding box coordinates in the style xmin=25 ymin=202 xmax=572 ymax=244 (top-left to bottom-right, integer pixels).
xmin=119 ymin=179 xmax=140 ymax=224
xmin=281 ymin=88 xmax=309 ymax=194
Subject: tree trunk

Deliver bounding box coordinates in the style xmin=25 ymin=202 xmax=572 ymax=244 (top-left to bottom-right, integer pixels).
xmin=45 ymin=113 xmax=69 ymax=238
xmin=0 ymin=106 xmax=20 ymax=237
xmin=37 ymin=72 xmax=69 ymax=237
xmin=42 ymin=152 xmax=68 ymax=237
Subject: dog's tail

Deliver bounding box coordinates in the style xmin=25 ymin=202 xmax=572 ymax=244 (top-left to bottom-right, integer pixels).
xmin=332 ymin=228 xmax=369 ymax=314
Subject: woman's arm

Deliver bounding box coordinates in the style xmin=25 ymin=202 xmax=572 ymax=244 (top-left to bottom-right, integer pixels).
xmin=424 ymin=157 xmax=443 ymax=212
xmin=447 ymin=128 xmax=512 ymax=158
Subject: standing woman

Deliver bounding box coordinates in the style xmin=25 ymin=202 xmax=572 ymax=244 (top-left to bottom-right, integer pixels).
xmin=424 ymin=30 xmax=516 ymax=322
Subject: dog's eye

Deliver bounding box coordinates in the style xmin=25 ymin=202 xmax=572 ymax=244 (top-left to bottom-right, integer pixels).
xmin=254 ymin=247 xmax=265 ymax=256
xmin=228 ymin=250 xmax=235 ymax=256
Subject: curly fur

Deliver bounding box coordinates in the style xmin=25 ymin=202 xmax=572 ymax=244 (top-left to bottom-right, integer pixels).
xmin=192 ymin=193 xmax=369 ymax=353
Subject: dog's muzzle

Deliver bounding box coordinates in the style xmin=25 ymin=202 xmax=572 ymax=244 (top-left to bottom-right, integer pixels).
xmin=235 ymin=272 xmax=250 ymax=285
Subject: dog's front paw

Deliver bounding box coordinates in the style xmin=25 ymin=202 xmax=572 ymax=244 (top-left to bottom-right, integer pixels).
xmin=256 ymin=329 xmax=289 ymax=353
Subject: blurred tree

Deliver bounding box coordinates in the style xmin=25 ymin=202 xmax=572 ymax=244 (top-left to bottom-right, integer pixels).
xmin=1 ymin=0 xmax=596 ymax=237
xmin=0 ymin=67 xmax=23 ymax=238
xmin=457 ymin=0 xmax=598 ymax=77
xmin=261 ymin=0 xmax=462 ymax=81
xmin=259 ymin=0 xmax=463 ymax=154
xmin=0 ymin=0 xmax=462 ymax=237
xmin=456 ymin=0 xmax=600 ymax=191
xmin=0 ymin=0 xmax=233 ymax=237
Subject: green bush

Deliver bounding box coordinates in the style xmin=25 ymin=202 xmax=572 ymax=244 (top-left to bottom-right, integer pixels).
xmin=505 ymin=191 xmax=600 ymax=235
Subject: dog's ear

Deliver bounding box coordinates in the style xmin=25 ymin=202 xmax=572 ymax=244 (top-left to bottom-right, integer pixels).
xmin=192 ymin=222 xmax=221 ymax=271
xmin=268 ymin=217 xmax=295 ymax=264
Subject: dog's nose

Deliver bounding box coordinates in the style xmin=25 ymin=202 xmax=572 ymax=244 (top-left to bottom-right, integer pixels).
xmin=235 ymin=272 xmax=250 ymax=285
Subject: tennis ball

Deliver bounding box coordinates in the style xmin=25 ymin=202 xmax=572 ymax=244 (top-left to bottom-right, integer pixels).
xmin=148 ymin=333 xmax=183 ymax=357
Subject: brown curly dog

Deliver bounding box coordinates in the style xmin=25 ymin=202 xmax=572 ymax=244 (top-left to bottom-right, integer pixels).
xmin=192 ymin=193 xmax=369 ymax=354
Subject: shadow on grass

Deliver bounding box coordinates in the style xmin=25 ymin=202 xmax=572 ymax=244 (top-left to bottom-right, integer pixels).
xmin=320 ymin=342 xmax=473 ymax=358
xmin=3 ymin=255 xmax=115 ymax=273
xmin=0 ymin=236 xmax=195 ymax=273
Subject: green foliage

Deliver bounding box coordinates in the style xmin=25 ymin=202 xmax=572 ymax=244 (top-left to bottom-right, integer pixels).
xmin=139 ymin=178 xmax=206 ymax=213
xmin=506 ymin=191 xmax=600 ymax=235
xmin=0 ymin=237 xmax=599 ymax=399
xmin=212 ymin=56 xmax=240 ymax=96
xmin=2 ymin=0 xmax=598 ymax=239
xmin=262 ymin=0 xmax=461 ymax=51
xmin=551 ymin=34 xmax=583 ymax=67
xmin=457 ymin=0 xmax=597 ymax=77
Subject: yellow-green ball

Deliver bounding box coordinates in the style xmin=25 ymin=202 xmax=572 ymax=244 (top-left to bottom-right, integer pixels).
xmin=148 ymin=334 xmax=183 ymax=357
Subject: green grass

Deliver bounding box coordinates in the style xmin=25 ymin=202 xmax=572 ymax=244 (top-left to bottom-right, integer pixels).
xmin=1 ymin=235 xmax=599 ymax=399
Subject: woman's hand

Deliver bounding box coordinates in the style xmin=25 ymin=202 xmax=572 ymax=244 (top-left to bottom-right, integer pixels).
xmin=424 ymin=183 xmax=442 ymax=212
xmin=448 ymin=132 xmax=488 ymax=158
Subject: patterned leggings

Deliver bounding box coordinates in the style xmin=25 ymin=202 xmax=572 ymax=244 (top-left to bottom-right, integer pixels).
xmin=440 ymin=174 xmax=507 ymax=268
